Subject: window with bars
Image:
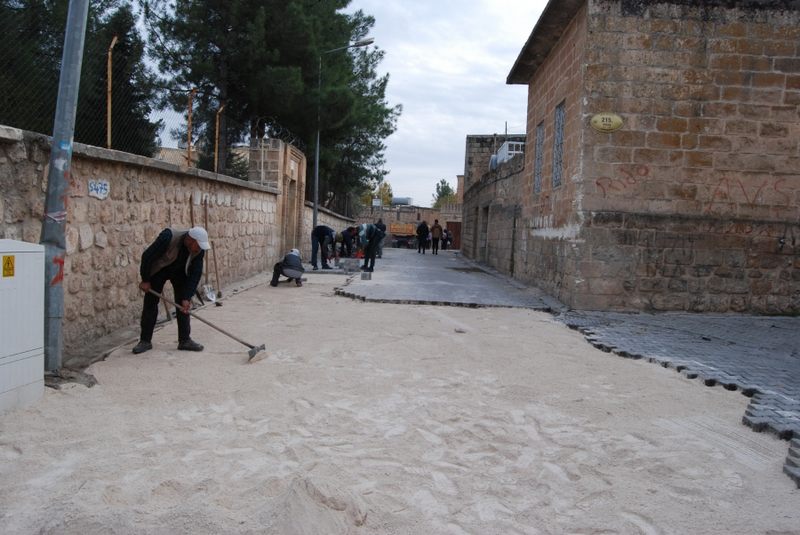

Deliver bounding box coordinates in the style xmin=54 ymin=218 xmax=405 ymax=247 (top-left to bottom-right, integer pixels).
xmin=552 ymin=100 xmax=565 ymax=188
xmin=533 ymin=121 xmax=544 ymax=194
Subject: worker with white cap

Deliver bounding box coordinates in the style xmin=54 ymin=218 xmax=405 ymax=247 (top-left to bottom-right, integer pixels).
xmin=132 ymin=226 xmax=211 ymax=354
xmin=270 ymin=248 xmax=305 ymax=287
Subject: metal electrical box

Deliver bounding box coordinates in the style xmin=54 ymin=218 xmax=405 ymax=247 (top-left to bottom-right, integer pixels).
xmin=0 ymin=239 xmax=45 ymax=413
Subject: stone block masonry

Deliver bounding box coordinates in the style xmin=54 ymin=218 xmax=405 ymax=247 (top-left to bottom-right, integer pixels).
xmin=0 ymin=127 xmax=289 ymax=363
xmin=467 ymin=1 xmax=800 ymax=314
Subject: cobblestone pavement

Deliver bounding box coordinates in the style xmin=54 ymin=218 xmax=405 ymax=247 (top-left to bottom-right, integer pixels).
xmin=560 ymin=311 xmax=800 ymax=487
xmin=332 ymin=247 xmax=800 ymax=486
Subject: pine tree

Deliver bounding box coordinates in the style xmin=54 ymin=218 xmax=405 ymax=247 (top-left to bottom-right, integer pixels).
xmin=0 ymin=1 xmax=160 ymax=155
xmin=142 ymin=0 xmax=399 ymax=214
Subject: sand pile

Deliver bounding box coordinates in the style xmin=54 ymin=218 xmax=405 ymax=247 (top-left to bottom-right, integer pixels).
xmin=1 ymin=278 xmax=798 ymax=533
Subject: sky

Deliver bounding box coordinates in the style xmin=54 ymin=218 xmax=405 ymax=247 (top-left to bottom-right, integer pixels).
xmin=343 ymin=0 xmax=549 ymax=207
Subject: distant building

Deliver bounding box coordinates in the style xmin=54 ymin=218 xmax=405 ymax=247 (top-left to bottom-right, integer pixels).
xmin=463 ymin=0 xmax=800 ymax=313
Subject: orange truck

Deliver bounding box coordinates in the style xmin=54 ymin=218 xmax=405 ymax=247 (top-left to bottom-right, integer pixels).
xmin=388 ymin=223 xmax=416 ymax=248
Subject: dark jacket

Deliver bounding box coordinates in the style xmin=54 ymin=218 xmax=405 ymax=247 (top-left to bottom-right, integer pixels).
xmin=416 ymin=223 xmax=429 ymax=239
xmin=312 ymin=225 xmax=335 ymax=242
xmin=280 ymin=251 xmax=305 ymax=279
xmin=140 ymin=228 xmax=204 ymax=301
xmin=359 ymin=223 xmax=385 ymax=249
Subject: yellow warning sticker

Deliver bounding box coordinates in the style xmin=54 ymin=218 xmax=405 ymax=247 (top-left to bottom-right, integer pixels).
xmin=2 ymin=255 xmax=14 ymax=277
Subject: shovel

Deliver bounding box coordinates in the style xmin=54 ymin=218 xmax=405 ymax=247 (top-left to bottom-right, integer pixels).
xmin=145 ymin=289 xmax=267 ymax=362
xmin=203 ymin=283 xmax=217 ymax=303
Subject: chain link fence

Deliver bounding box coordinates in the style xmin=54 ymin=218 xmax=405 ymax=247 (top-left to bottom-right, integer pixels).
xmin=0 ymin=5 xmax=305 ymax=182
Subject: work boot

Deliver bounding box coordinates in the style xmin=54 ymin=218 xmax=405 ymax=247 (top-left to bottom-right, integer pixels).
xmin=178 ymin=339 xmax=204 ymax=351
xmin=322 ymin=265 xmax=332 ymax=270
xmin=312 ymin=266 xmax=319 ymax=271
xmin=132 ymin=341 xmax=152 ymax=354
xmin=295 ymin=279 xmax=303 ymax=287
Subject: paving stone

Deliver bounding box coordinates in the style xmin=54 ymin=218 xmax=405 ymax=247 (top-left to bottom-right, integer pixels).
xmin=783 ymin=464 xmax=800 ymax=488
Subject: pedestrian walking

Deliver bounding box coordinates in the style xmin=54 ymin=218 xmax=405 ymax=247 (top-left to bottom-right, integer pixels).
xmin=416 ymin=220 xmax=429 ymax=254
xmin=430 ymin=219 xmax=443 ymax=255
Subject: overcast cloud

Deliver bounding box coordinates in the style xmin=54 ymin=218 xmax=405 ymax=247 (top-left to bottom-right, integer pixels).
xmin=343 ymin=0 xmax=548 ymax=207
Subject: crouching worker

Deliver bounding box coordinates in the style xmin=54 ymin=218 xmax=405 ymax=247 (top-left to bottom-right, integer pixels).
xmin=133 ymin=226 xmax=210 ymax=354
xmin=271 ymin=248 xmax=305 ymax=287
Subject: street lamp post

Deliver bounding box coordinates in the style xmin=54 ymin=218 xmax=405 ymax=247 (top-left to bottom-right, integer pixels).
xmin=313 ymin=37 xmax=374 ymax=229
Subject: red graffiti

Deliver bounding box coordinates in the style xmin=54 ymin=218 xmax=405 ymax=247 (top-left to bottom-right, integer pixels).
xmin=704 ymin=177 xmax=791 ymax=213
xmin=50 ymin=255 xmax=65 ymax=286
xmin=595 ymin=165 xmax=649 ymax=197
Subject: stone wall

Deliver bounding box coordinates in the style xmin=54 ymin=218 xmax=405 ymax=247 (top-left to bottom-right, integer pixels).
xmin=576 ymin=0 xmax=800 ymax=312
xmin=467 ymin=1 xmax=800 ymax=314
xmin=462 ymin=134 xmax=527 ymax=263
xmin=519 ymin=5 xmax=588 ymax=306
xmin=0 ymin=126 xmax=306 ymax=361
xmin=298 ymin=206 xmax=356 ymax=259
xmin=463 ymin=150 xmax=527 ymax=272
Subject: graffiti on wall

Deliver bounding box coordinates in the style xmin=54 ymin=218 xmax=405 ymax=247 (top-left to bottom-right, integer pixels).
xmin=595 ymin=164 xmax=649 ymax=197
xmin=595 ymin=166 xmax=793 ymax=216
xmin=704 ymin=177 xmax=791 ymax=213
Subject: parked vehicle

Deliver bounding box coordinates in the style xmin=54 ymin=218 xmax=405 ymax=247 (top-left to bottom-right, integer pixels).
xmin=389 ymin=223 xmax=416 ymax=248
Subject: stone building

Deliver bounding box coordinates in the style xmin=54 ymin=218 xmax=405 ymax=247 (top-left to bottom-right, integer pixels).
xmin=463 ymin=0 xmax=800 ymax=313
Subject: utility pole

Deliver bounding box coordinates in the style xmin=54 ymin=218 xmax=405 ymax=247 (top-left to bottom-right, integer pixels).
xmin=40 ymin=0 xmax=90 ymax=371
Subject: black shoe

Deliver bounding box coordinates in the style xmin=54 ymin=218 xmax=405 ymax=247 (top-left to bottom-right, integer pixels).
xmin=132 ymin=341 xmax=152 ymax=354
xmin=312 ymin=266 xmax=319 ymax=271
xmin=322 ymin=265 xmax=332 ymax=270
xmin=270 ymin=281 xmax=278 ymax=287
xmin=178 ymin=339 xmax=204 ymax=351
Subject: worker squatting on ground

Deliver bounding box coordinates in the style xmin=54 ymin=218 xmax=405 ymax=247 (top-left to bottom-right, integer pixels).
xmin=132 ymin=226 xmax=210 ymax=354
xmin=271 ymin=249 xmax=305 ymax=287
xmin=310 ymin=225 xmax=336 ymax=270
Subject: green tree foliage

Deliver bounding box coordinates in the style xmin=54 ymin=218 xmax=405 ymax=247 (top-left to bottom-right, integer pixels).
xmin=0 ymin=1 xmax=161 ymax=156
xmin=360 ymin=180 xmax=392 ymax=207
xmin=141 ymin=0 xmax=399 ymax=212
xmin=142 ymin=0 xmax=306 ymax=173
xmin=432 ymin=179 xmax=456 ymax=208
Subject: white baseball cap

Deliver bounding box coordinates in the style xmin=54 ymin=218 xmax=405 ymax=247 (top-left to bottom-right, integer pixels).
xmin=188 ymin=226 xmax=211 ymax=250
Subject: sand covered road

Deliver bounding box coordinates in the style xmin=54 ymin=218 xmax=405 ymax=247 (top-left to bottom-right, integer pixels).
xmin=1 ymin=276 xmax=798 ymax=534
